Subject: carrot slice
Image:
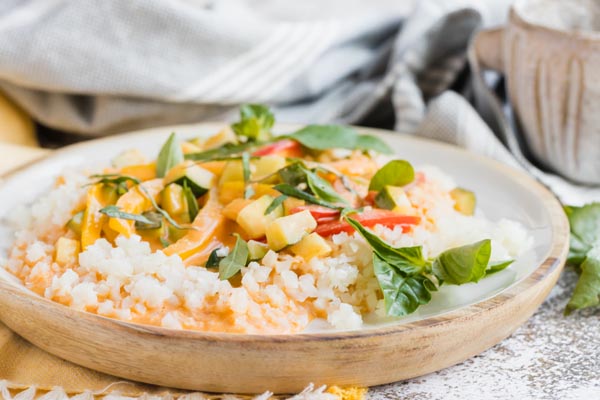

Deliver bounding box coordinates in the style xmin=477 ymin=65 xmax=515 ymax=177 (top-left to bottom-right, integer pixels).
xmin=163 ymin=188 xmax=227 ymax=260
xmin=108 ymin=179 xmax=164 ymax=237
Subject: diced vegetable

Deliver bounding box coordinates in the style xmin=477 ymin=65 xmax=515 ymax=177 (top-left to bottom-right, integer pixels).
xmin=54 ymin=237 xmax=80 ymax=266
xmin=203 ymin=127 xmax=237 ymax=150
xmin=108 ymin=179 xmax=164 ymax=237
xmin=450 ymin=188 xmax=476 ymax=216
xmin=219 ymin=161 xmax=244 ymax=185
xmin=223 ymin=198 xmax=252 ymax=221
xmin=111 ymin=149 xmax=147 ymax=169
xmin=315 ymin=211 xmax=420 ymax=237
xmin=81 ymin=184 xmax=112 ymax=249
xmin=248 ymin=240 xmax=269 ymax=260
xmin=375 ymin=186 xmax=413 ymax=214
xmin=252 ymin=139 xmax=303 ymax=158
xmin=237 ymin=195 xmax=284 ymax=239
xmin=180 ymin=141 xmax=202 ymax=154
xmin=163 ymin=188 xmax=226 ymax=261
xmin=161 ymin=183 xmax=189 ymax=223
xmin=283 ymin=197 xmax=306 ymax=214
xmin=289 ymin=205 xmax=340 ymax=223
xmin=165 ymin=161 xmax=215 ymax=197
xmin=252 ymin=155 xmax=287 ymax=182
xmin=266 ymin=210 xmax=317 ymax=251
xmin=120 ymin=163 xmax=157 ymax=181
xmin=66 ymin=211 xmax=84 ymax=236
xmin=290 ymin=232 xmax=332 ymax=260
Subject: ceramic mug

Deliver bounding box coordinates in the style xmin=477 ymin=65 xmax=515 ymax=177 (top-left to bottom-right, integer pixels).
xmin=473 ymin=0 xmax=600 ymax=185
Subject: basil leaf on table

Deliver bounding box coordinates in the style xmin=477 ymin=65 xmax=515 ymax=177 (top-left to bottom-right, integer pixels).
xmin=368 ymin=160 xmax=415 ymax=191
xmin=563 ymin=203 xmax=600 ymax=314
xmin=231 ymin=104 xmax=274 ymax=142
xmin=99 ymin=205 xmax=154 ymax=224
xmin=286 ymin=125 xmax=393 ymax=154
xmin=564 ymin=204 xmax=600 ymax=264
xmin=219 ymin=234 xmax=250 ymax=281
xmin=373 ymin=254 xmax=434 ymax=316
xmin=432 ymin=239 xmax=492 ymax=285
xmin=566 ymin=248 xmax=600 ymax=315
xmin=156 ymin=133 xmax=184 ymax=178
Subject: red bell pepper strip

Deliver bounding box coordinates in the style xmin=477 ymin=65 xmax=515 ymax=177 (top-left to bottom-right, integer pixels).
xmin=252 ymin=139 xmax=303 ymax=157
xmin=315 ymin=210 xmax=420 ymax=237
xmin=290 ymin=205 xmax=341 ymax=223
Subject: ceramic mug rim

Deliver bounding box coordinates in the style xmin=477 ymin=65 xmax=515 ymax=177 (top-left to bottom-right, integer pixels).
xmin=511 ymin=0 xmax=600 ymax=42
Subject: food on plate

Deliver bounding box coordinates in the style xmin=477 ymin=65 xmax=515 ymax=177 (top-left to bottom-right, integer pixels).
xmin=3 ymin=105 xmax=532 ymax=334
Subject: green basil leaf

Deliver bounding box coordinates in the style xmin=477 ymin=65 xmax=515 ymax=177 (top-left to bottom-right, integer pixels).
xmin=566 ymin=249 xmax=600 ymax=314
xmin=231 ymin=104 xmax=274 ymax=142
xmin=368 ymin=160 xmax=415 ymax=191
xmin=136 ymin=184 xmax=192 ymax=231
xmin=286 ymin=125 xmax=358 ymax=151
xmin=305 ymin=169 xmax=348 ymax=205
xmin=88 ymin=173 xmax=141 ymax=186
xmin=273 ymin=183 xmax=344 ymax=210
xmin=373 ymin=254 xmax=433 ymax=316
xmin=242 ymin=152 xmax=255 ymax=199
xmin=156 ymin=133 xmax=184 ymax=178
xmin=286 ymin=125 xmax=392 ymax=153
xmin=278 ymin=162 xmax=308 ymax=186
xmin=219 ymin=234 xmax=250 ymax=280
xmin=345 ymin=217 xmax=426 ymax=275
xmin=99 ymin=205 xmax=153 ymax=224
xmin=432 ymin=239 xmax=492 ymax=285
xmin=206 ymin=248 xmax=224 ymax=269
xmin=486 ymin=259 xmax=514 ymax=275
xmin=182 ymin=181 xmax=199 ymax=221
xmin=184 ymin=142 xmax=257 ymax=161
xmin=134 ymin=211 xmax=163 ymax=230
xmin=265 ymin=195 xmax=288 ymax=215
xmin=356 ymin=134 xmax=393 ymax=154
xmin=564 ymin=204 xmax=600 ymax=264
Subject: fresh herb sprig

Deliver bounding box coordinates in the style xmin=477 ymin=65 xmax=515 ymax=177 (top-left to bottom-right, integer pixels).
xmin=218 ymin=234 xmax=250 ymax=280
xmin=346 ymin=217 xmax=511 ymax=316
xmin=156 ymin=133 xmax=184 ymax=178
xmin=564 ymin=203 xmax=600 ymax=314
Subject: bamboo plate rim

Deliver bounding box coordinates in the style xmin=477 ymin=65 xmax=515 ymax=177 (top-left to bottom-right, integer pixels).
xmin=0 ymin=123 xmax=569 ymax=343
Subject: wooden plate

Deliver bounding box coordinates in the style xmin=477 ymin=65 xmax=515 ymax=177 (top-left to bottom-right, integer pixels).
xmin=0 ymin=124 xmax=568 ymax=394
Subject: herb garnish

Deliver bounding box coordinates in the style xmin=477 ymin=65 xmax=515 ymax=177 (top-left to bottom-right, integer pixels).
xmin=265 ymin=194 xmax=288 ymax=216
xmin=156 ymin=133 xmax=184 ymax=178
xmin=99 ymin=205 xmax=154 ymax=224
xmin=564 ymin=203 xmax=600 ymax=314
xmin=284 ymin=125 xmax=392 ymax=154
xmin=219 ymin=234 xmax=250 ymax=280
xmin=368 ymin=160 xmax=415 ymax=191
xmin=346 ymin=216 xmax=510 ymax=316
xmin=231 ymin=104 xmax=275 ymax=142
xmin=182 ymin=181 xmax=199 ymax=222
xmin=242 ymin=152 xmax=254 ymax=199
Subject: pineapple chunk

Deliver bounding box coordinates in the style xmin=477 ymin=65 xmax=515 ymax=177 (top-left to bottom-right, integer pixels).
xmin=283 ymin=197 xmax=306 ymax=214
xmin=236 ymin=195 xmax=283 ymax=239
xmin=218 ymin=181 xmax=245 ymax=204
xmin=248 ymin=240 xmax=269 ymax=260
xmin=219 ymin=161 xmax=245 ymax=186
xmin=223 ymin=198 xmax=252 ymax=220
xmin=55 ymin=237 xmax=80 ymax=266
xmin=290 ymin=233 xmax=332 ymax=260
xmin=253 ymin=156 xmax=287 ymax=182
xmin=266 ymin=210 xmax=317 ymax=251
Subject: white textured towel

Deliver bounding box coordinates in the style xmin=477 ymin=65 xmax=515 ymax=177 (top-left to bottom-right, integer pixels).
xmin=0 ymin=0 xmax=597 ymax=201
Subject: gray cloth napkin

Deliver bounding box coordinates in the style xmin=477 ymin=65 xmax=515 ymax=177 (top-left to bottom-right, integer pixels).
xmin=0 ymin=0 xmax=597 ymax=202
